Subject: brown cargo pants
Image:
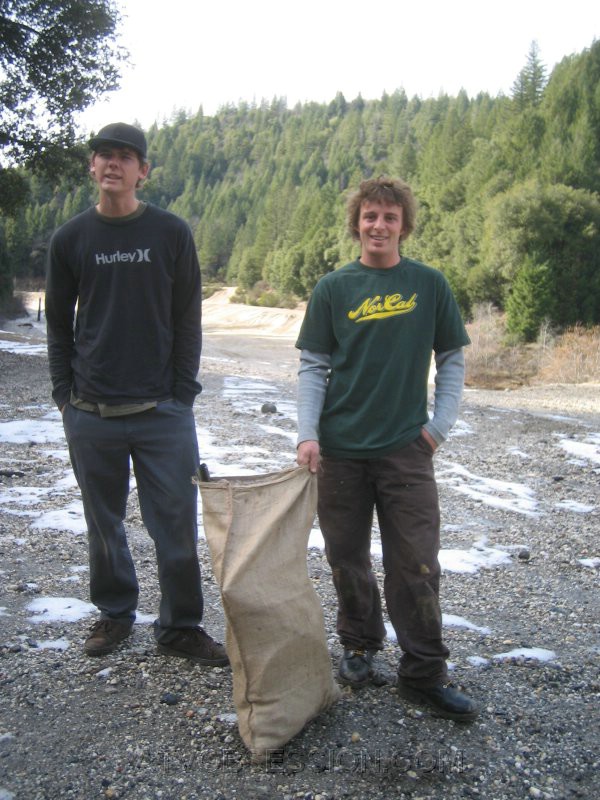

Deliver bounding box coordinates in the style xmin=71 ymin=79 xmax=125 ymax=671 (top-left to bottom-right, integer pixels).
xmin=317 ymin=435 xmax=450 ymax=687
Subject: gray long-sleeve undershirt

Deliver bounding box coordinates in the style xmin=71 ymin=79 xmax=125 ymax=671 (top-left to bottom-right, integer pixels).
xmin=297 ymin=348 xmax=465 ymax=448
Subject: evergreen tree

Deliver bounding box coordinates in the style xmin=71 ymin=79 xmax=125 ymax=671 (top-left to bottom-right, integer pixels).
xmin=538 ymin=40 xmax=600 ymax=190
xmin=481 ymin=180 xmax=600 ymax=333
xmin=511 ymin=41 xmax=547 ymax=111
xmin=505 ymin=257 xmax=554 ymax=342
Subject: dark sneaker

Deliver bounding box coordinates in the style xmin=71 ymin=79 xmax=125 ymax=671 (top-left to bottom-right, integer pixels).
xmin=397 ymin=678 xmax=479 ymax=722
xmin=84 ymin=619 xmax=133 ymax=657
xmin=156 ymin=627 xmax=229 ymax=666
xmin=338 ymin=648 xmax=376 ymax=687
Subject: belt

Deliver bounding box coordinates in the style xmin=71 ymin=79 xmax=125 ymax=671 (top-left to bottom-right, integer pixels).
xmin=70 ymin=392 xmax=160 ymax=418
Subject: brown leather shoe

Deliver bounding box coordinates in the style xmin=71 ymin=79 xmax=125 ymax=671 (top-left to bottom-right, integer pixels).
xmin=84 ymin=619 xmax=133 ymax=657
xmin=156 ymin=627 xmax=229 ymax=666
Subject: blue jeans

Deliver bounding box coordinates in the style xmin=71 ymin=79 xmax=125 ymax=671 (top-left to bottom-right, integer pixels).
xmin=317 ymin=436 xmax=449 ymax=687
xmin=63 ymin=399 xmax=202 ymax=643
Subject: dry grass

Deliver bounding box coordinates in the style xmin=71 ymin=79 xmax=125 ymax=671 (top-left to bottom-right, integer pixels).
xmin=464 ymin=305 xmax=600 ymax=388
xmin=536 ymin=324 xmax=600 ymax=384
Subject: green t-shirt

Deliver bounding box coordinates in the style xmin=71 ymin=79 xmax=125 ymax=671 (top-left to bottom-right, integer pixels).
xmin=295 ymin=258 xmax=470 ymax=458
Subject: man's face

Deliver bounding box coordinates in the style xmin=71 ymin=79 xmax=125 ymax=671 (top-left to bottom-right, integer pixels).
xmin=90 ymin=147 xmax=149 ymax=195
xmin=357 ymin=199 xmax=404 ymax=268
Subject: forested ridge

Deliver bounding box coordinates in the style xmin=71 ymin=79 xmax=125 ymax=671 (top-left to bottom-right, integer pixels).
xmin=2 ymin=41 xmax=599 ymax=342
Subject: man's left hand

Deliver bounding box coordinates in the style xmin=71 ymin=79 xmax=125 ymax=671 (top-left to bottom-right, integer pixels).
xmin=421 ymin=428 xmax=438 ymax=452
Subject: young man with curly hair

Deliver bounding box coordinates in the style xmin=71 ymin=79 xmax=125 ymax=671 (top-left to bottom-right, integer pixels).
xmin=296 ymin=177 xmax=477 ymax=722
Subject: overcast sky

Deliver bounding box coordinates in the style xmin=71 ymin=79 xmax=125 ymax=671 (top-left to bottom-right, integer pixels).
xmin=79 ymin=0 xmax=598 ymax=134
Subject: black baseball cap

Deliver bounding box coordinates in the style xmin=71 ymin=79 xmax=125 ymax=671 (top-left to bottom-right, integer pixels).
xmin=88 ymin=122 xmax=147 ymax=159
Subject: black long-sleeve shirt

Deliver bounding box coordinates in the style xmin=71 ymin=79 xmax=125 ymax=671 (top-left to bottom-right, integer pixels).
xmin=45 ymin=203 xmax=202 ymax=409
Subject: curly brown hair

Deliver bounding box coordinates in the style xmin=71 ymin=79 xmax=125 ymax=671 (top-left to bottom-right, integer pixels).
xmin=347 ymin=177 xmax=417 ymax=243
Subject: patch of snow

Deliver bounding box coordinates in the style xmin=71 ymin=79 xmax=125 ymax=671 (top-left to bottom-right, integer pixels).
xmin=466 ymin=655 xmax=490 ymax=667
xmin=35 ymin=638 xmax=70 ymax=651
xmin=493 ymin=647 xmax=556 ymax=662
xmin=442 ymin=614 xmax=491 ymax=634
xmin=26 ymin=596 xmax=95 ymax=623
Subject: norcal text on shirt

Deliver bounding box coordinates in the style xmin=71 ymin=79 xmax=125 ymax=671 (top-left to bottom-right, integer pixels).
xmin=347 ymin=293 xmax=418 ymax=323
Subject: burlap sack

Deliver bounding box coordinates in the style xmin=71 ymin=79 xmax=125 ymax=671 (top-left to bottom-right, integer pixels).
xmin=198 ymin=464 xmax=340 ymax=756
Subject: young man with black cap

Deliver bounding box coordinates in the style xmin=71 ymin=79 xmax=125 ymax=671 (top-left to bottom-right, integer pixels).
xmin=45 ymin=122 xmax=228 ymax=666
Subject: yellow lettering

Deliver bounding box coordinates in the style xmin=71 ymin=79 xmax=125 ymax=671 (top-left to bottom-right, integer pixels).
xmin=348 ymin=293 xmax=417 ymax=322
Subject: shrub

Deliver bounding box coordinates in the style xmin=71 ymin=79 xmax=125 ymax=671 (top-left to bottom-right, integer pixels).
xmin=536 ymin=325 xmax=600 ymax=384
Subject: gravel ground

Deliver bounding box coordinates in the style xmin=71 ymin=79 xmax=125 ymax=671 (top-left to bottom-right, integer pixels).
xmin=0 ymin=325 xmax=599 ymax=800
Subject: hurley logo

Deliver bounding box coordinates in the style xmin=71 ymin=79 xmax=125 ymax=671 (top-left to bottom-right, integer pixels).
xmin=95 ymin=249 xmax=151 ymax=265
xmin=348 ymin=293 xmax=417 ymax=323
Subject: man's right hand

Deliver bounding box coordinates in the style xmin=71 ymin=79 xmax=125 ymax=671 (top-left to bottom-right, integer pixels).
xmin=296 ymin=440 xmax=320 ymax=474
